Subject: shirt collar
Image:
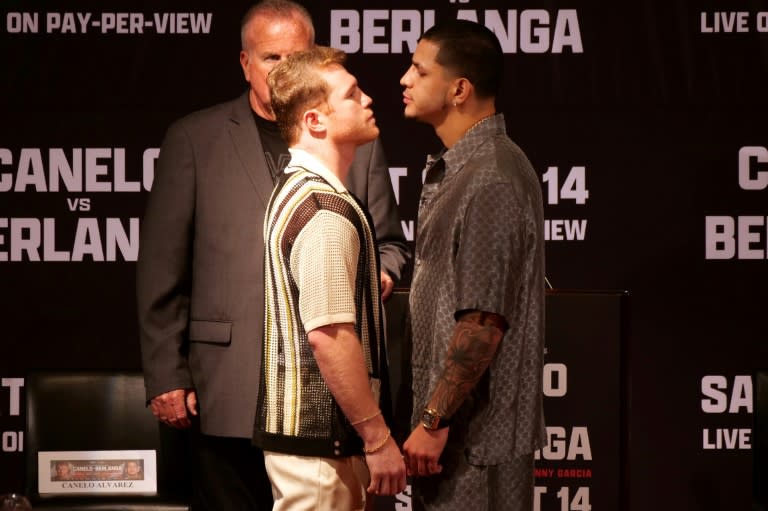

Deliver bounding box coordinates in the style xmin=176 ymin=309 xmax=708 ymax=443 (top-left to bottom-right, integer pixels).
xmin=442 ymin=113 xmax=507 ymax=177
xmin=285 ymin=147 xmax=347 ymax=193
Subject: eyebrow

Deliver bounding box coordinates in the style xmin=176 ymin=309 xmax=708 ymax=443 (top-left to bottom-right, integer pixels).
xmin=342 ymin=79 xmax=357 ymax=96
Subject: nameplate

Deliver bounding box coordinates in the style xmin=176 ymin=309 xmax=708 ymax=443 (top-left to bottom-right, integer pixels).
xmin=38 ymin=450 xmax=157 ymax=495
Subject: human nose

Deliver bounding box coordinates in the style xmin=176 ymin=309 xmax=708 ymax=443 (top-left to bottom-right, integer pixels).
xmin=399 ymin=67 xmax=412 ymax=87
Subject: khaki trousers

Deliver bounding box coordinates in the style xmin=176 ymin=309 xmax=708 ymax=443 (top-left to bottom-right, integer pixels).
xmin=264 ymin=451 xmax=371 ymax=511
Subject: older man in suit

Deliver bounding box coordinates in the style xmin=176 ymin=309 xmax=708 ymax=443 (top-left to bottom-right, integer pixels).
xmin=136 ymin=1 xmax=408 ymax=510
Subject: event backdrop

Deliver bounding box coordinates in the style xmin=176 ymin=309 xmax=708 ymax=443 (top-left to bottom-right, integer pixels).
xmin=1 ymin=1 xmax=767 ymax=509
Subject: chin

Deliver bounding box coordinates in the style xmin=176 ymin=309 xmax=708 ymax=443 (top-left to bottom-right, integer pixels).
xmin=403 ymin=108 xmax=423 ymax=122
xmin=351 ymin=130 xmax=378 ymax=146
xmin=364 ymin=125 xmax=380 ymax=140
xmin=360 ymin=132 xmax=379 ymax=145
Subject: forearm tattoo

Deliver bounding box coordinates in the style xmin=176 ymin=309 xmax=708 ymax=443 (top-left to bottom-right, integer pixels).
xmin=430 ymin=311 xmax=508 ymax=417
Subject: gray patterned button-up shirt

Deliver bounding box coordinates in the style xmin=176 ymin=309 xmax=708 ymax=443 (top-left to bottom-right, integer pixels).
xmin=410 ymin=113 xmax=546 ymax=464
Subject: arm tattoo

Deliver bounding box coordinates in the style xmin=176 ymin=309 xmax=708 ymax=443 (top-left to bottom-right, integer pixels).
xmin=430 ymin=311 xmax=508 ymax=417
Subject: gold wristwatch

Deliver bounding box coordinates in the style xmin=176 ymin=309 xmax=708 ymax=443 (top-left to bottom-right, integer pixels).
xmin=420 ymin=408 xmax=451 ymax=430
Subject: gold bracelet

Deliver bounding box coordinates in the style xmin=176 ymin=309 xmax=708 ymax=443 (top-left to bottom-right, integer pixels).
xmin=363 ymin=428 xmax=391 ymax=455
xmin=350 ymin=409 xmax=382 ymax=426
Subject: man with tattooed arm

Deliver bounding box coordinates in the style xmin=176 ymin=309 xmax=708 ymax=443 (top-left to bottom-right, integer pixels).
xmin=399 ymin=19 xmax=546 ymax=511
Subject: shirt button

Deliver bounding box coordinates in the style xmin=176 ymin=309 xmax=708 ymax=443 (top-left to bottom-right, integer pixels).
xmin=334 ymin=449 xmax=341 ymax=456
xmin=334 ymin=441 xmax=341 ymax=447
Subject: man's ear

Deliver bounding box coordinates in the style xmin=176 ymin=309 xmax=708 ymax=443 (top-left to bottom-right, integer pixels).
xmin=452 ymin=77 xmax=473 ymax=106
xmin=303 ymin=108 xmax=327 ymax=135
xmin=239 ymin=51 xmax=250 ymax=81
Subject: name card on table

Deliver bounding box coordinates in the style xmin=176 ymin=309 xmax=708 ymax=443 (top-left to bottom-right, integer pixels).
xmin=38 ymin=450 xmax=156 ymax=495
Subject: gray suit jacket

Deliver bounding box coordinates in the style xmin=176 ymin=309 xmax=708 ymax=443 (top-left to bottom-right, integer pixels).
xmin=137 ymin=93 xmax=408 ymax=438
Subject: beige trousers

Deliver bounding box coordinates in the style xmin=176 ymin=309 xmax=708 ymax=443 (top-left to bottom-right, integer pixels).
xmin=264 ymin=451 xmax=371 ymax=511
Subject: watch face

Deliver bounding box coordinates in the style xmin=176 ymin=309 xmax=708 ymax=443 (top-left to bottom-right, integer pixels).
xmin=421 ymin=409 xmax=438 ymax=429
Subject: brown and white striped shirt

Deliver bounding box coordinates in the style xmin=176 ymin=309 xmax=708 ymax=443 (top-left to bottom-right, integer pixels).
xmin=255 ymin=149 xmax=384 ymax=457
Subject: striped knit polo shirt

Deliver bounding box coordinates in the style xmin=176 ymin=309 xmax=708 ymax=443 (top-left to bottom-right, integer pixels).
xmin=255 ymin=148 xmax=383 ymax=457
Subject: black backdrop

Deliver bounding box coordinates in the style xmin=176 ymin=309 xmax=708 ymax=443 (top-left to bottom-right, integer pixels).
xmin=1 ymin=1 xmax=767 ymax=509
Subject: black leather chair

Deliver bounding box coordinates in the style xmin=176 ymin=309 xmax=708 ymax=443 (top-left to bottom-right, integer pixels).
xmin=24 ymin=370 xmax=191 ymax=511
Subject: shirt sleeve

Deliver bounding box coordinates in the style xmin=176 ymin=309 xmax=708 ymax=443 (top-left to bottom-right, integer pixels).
xmin=290 ymin=210 xmax=361 ymax=332
xmin=454 ymin=181 xmax=536 ymax=322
